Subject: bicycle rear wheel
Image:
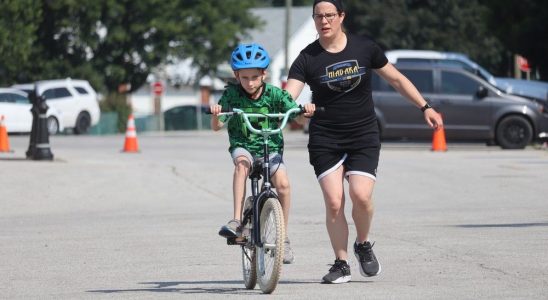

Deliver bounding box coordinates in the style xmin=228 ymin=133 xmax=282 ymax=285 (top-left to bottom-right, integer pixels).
xmin=241 ymin=196 xmax=256 ymax=289
xmin=256 ymin=197 xmax=285 ymax=294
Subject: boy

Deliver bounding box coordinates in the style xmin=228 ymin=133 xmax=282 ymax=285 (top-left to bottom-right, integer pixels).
xmin=210 ymin=43 xmax=306 ymax=264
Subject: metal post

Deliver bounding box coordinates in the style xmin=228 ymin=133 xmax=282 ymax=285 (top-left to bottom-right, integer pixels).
xmin=283 ymin=0 xmax=292 ymax=77
xmin=27 ymin=84 xmax=54 ymax=160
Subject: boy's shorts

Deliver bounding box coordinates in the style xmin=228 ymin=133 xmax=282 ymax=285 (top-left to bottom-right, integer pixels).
xmin=309 ymin=145 xmax=380 ymax=181
xmin=231 ymin=147 xmax=286 ymax=177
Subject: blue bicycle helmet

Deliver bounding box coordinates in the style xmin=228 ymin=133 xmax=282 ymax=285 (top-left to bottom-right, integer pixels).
xmin=230 ymin=43 xmax=270 ymax=70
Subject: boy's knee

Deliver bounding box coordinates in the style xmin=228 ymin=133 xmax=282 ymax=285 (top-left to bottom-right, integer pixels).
xmin=273 ymin=174 xmax=290 ymax=191
xmin=234 ymin=159 xmax=251 ymax=174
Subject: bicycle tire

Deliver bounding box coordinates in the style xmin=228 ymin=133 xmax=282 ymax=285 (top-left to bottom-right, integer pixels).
xmin=241 ymin=196 xmax=256 ymax=289
xmin=256 ymin=197 xmax=285 ymax=294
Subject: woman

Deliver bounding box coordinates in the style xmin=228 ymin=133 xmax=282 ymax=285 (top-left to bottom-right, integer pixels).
xmin=285 ymin=0 xmax=443 ymax=283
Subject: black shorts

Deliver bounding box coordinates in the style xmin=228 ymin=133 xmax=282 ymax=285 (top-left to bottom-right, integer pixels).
xmin=309 ymin=145 xmax=380 ymax=181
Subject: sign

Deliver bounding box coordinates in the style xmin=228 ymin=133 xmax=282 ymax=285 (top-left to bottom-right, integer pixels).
xmin=517 ymin=55 xmax=531 ymax=72
xmin=152 ymin=81 xmax=164 ymax=96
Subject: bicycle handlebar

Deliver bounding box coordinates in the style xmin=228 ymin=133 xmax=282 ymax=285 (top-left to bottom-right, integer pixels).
xmin=215 ymin=107 xmax=305 ymax=135
xmin=206 ymin=105 xmax=325 ymax=135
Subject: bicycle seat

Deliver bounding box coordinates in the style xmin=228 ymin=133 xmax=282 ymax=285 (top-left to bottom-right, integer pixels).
xmin=249 ymin=160 xmax=263 ymax=179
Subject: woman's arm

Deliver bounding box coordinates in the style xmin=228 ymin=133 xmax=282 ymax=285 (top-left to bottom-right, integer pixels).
xmin=284 ymin=78 xmax=315 ymax=118
xmin=375 ymin=63 xmax=443 ymax=128
xmin=284 ymin=78 xmax=305 ymax=100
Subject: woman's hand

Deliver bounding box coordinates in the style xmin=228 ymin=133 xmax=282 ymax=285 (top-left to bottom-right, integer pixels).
xmin=424 ymin=108 xmax=443 ymax=129
xmin=302 ymin=103 xmax=316 ymax=118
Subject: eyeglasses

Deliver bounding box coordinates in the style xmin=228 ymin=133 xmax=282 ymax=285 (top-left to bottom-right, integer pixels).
xmin=312 ymin=12 xmax=339 ymax=22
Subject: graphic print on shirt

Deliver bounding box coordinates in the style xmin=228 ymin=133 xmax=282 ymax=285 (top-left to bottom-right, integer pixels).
xmin=240 ymin=107 xmax=270 ymax=138
xmin=319 ymin=60 xmax=366 ymax=93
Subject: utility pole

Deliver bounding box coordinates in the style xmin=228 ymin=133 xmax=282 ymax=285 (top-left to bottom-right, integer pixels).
xmin=283 ymin=0 xmax=292 ymax=86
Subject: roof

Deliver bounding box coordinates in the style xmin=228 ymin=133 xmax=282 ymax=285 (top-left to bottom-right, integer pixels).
xmin=244 ymin=7 xmax=312 ymax=58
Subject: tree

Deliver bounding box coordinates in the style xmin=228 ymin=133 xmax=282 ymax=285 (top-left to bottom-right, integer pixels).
xmin=483 ymin=0 xmax=548 ymax=80
xmin=261 ymin=0 xmax=314 ymax=6
xmin=0 ymin=0 xmax=261 ymax=131
xmin=342 ymin=0 xmax=505 ymax=75
xmin=171 ymin=0 xmax=263 ymax=77
xmin=0 ymin=0 xmax=40 ymax=84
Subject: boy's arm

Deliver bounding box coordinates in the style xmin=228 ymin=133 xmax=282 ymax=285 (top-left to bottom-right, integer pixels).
xmin=210 ymin=104 xmax=225 ymax=131
xmin=211 ymin=115 xmax=224 ymax=131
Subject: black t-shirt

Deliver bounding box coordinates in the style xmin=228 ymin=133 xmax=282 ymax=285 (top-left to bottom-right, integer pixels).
xmin=288 ymin=34 xmax=388 ymax=150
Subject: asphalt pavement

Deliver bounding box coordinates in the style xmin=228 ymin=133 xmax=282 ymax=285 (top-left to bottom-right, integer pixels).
xmin=1 ymin=131 xmax=547 ymax=299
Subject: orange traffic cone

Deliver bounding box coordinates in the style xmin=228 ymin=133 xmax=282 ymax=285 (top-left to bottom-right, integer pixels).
xmin=0 ymin=115 xmax=11 ymax=152
xmin=122 ymin=114 xmax=139 ymax=153
xmin=431 ymin=125 xmax=447 ymax=152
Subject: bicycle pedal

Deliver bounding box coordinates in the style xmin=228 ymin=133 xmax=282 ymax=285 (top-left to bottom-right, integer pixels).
xmin=227 ymin=236 xmax=247 ymax=245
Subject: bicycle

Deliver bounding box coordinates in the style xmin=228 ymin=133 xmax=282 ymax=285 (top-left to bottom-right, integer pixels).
xmin=209 ymin=106 xmax=305 ymax=294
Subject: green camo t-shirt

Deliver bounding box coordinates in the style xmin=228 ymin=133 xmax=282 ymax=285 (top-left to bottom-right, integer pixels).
xmin=218 ymin=83 xmax=298 ymax=156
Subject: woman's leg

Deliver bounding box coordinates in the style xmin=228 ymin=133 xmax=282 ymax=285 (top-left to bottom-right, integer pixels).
xmin=347 ymin=175 xmax=375 ymax=243
xmin=318 ymin=165 xmax=349 ymax=260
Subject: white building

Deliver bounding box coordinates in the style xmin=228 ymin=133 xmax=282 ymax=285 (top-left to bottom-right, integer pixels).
xmin=243 ymin=6 xmax=317 ymax=104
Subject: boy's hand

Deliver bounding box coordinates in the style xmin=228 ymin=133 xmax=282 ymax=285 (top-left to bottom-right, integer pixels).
xmin=302 ymin=103 xmax=316 ymax=118
xmin=210 ymin=104 xmax=222 ymax=116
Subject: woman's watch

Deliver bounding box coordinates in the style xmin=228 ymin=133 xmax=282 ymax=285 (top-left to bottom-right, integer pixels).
xmin=420 ymin=103 xmax=432 ymax=112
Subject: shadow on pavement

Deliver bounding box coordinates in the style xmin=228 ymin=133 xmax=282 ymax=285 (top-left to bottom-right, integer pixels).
xmin=87 ymin=279 xmax=319 ymax=295
xmin=454 ymin=222 xmax=548 ymax=228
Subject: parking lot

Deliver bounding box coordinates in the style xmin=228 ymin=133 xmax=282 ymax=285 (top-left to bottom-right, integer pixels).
xmin=1 ymin=131 xmax=547 ymax=299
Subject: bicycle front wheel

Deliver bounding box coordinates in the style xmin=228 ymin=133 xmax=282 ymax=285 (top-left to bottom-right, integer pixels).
xmin=241 ymin=196 xmax=256 ymax=289
xmin=256 ymin=197 xmax=285 ymax=294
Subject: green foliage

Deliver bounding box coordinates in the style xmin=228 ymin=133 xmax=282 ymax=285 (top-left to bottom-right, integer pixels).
xmin=260 ymin=0 xmax=314 ymax=6
xmin=0 ymin=0 xmax=40 ymax=84
xmin=0 ymin=0 xmax=261 ymax=94
xmin=482 ymin=0 xmax=548 ymax=80
xmin=171 ymin=0 xmax=261 ymax=77
xmin=99 ymin=93 xmax=131 ymax=132
xmin=343 ymin=0 xmax=505 ymax=76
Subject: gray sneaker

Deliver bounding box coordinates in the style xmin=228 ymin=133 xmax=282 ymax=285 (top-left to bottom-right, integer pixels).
xmin=218 ymin=219 xmax=241 ymax=238
xmin=283 ymin=238 xmax=294 ymax=264
xmin=322 ymin=259 xmax=351 ymax=284
xmin=354 ymin=241 xmax=381 ymax=277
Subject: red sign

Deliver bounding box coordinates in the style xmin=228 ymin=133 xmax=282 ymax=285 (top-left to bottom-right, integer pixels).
xmin=152 ymin=81 xmax=164 ymax=96
xmin=517 ymin=55 xmax=531 ymax=72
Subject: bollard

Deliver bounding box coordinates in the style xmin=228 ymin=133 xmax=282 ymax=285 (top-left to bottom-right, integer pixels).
xmin=26 ymin=84 xmax=54 ymax=160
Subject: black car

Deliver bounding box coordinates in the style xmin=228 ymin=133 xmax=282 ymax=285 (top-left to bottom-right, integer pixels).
xmin=372 ymin=63 xmax=548 ymax=149
xmin=163 ymin=105 xmax=211 ymax=130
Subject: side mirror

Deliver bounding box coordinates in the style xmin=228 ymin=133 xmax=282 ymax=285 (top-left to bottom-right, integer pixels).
xmin=476 ymin=85 xmax=488 ymax=98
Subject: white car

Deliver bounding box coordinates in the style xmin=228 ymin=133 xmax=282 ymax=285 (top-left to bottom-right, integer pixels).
xmin=385 ymin=50 xmax=548 ymax=102
xmin=0 ymin=88 xmax=64 ymax=134
xmin=12 ymin=79 xmax=101 ymax=134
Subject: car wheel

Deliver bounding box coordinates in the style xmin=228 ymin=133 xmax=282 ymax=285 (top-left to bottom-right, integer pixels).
xmin=496 ymin=115 xmax=533 ymax=149
xmin=74 ymin=112 xmax=91 ymax=134
xmin=47 ymin=116 xmax=59 ymax=135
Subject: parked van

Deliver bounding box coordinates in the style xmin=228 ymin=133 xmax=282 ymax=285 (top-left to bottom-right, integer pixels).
xmin=385 ymin=50 xmax=548 ymax=102
xmin=373 ymin=62 xmax=548 ymax=149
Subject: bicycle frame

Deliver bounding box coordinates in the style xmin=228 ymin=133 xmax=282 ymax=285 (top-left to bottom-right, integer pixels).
xmin=224 ymin=107 xmax=303 ymax=247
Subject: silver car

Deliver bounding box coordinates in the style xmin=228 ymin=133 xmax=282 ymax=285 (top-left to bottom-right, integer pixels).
xmin=372 ymin=63 xmax=548 ymax=149
xmin=385 ymin=50 xmax=548 ymax=102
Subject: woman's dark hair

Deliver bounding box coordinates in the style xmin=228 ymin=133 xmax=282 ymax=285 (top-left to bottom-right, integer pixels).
xmin=313 ymin=0 xmax=344 ymax=13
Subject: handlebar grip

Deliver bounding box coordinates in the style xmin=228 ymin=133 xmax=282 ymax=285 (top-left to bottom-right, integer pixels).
xmin=315 ymin=106 xmax=326 ymax=113
xmin=205 ymin=108 xmax=233 ymax=114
